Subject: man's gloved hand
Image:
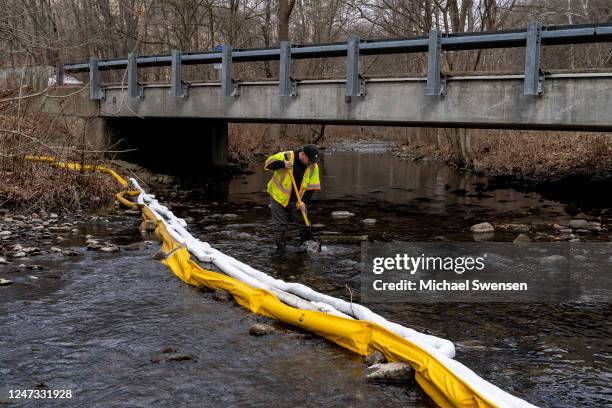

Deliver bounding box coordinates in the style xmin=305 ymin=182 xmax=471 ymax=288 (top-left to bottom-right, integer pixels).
xmin=296 ymin=202 xmax=306 ymax=212
xmin=284 ymin=160 xmax=292 ymax=169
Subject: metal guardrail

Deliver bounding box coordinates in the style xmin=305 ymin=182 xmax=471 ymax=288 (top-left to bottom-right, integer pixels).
xmin=57 ymin=22 xmax=612 ymax=101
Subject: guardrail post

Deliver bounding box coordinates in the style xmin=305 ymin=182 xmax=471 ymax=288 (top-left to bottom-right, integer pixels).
xmin=171 ymin=50 xmax=188 ymax=98
xmin=128 ymin=52 xmax=143 ymax=98
xmin=524 ymin=21 xmax=544 ymax=95
xmin=426 ymin=29 xmax=446 ymax=96
xmin=279 ymin=41 xmax=297 ymax=97
xmin=346 ymin=36 xmax=365 ymax=102
xmin=221 ymin=45 xmax=238 ymax=97
xmin=89 ymin=57 xmax=104 ymax=100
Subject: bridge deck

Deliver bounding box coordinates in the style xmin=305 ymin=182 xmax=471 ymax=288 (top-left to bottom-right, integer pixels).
xmin=92 ymin=73 xmax=612 ymax=131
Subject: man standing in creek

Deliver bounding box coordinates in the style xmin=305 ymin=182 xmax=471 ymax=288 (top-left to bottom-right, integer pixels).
xmin=264 ymin=144 xmax=321 ymax=250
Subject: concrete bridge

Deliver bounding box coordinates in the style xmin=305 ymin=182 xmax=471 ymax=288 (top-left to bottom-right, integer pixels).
xmin=41 ymin=22 xmax=612 ymax=171
xmin=99 ymin=73 xmax=612 ymax=130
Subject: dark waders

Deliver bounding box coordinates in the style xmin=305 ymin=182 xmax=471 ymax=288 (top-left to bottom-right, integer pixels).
xmin=269 ymin=197 xmax=315 ymax=249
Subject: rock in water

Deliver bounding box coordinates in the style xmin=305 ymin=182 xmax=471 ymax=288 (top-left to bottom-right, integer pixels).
xmin=213 ymin=289 xmax=231 ymax=302
xmin=249 ymin=323 xmax=275 ymax=336
xmin=331 ymin=211 xmax=355 ymax=218
xmin=365 ymin=362 xmax=414 ymax=383
xmin=86 ymin=239 xmax=102 ymax=250
xmin=568 ymin=219 xmax=601 ymax=231
xmin=150 ymin=347 xmax=193 ymax=363
xmin=470 ymin=222 xmax=494 ymax=233
xmin=513 ymin=234 xmax=531 ymax=243
xmin=361 ymin=218 xmax=377 ymax=225
xmin=124 ymin=242 xmax=149 ymax=251
xmin=100 ymin=244 xmax=120 ymax=253
xmin=540 ymin=255 xmax=568 ymax=267
xmin=508 ymin=224 xmax=530 ymax=232
xmin=0 ymin=278 xmax=13 ymax=286
xmin=139 ymin=220 xmax=157 ymax=233
xmin=152 ymin=250 xmax=166 ymax=261
xmin=365 ymin=350 xmax=387 ymax=366
xmin=303 ymin=240 xmax=320 ymax=254
xmin=164 ymin=353 xmax=193 ymax=362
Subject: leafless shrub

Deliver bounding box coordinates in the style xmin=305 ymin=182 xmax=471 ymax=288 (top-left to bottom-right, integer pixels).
xmin=391 ymin=127 xmax=612 ymax=179
xmin=472 ymin=130 xmax=612 ymax=178
xmin=0 ymin=92 xmax=121 ymax=212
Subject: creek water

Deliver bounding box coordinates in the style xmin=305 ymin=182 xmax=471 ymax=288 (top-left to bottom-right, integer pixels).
xmin=1 ymin=142 xmax=610 ymax=407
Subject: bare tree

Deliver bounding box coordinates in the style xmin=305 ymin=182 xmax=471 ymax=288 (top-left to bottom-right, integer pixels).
xmin=278 ymin=0 xmax=296 ymax=41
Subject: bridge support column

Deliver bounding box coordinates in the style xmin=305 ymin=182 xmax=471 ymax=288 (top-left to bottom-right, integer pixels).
xmin=104 ymin=118 xmax=228 ymax=175
xmin=209 ymin=121 xmax=228 ymax=166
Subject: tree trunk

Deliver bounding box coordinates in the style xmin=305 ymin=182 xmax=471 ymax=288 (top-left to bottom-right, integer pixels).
xmin=278 ymin=0 xmax=295 ymax=42
xmin=446 ymin=128 xmax=473 ymax=168
xmin=262 ymin=0 xmax=273 ymax=77
xmin=311 ymin=124 xmax=326 ymax=144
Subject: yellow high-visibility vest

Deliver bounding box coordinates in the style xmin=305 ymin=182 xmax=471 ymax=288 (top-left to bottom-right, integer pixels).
xmin=264 ymin=150 xmax=321 ymax=207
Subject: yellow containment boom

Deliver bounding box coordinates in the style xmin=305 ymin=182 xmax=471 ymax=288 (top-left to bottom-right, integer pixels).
xmin=26 ymin=155 xmax=537 ymax=408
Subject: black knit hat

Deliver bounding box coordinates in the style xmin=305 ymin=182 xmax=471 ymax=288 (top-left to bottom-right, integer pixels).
xmin=302 ymin=144 xmax=319 ymax=163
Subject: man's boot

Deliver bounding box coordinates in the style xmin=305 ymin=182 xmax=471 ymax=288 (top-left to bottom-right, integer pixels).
xmin=299 ymin=230 xmax=315 ymax=244
xmin=299 ymin=230 xmax=319 ymax=253
xmin=275 ymin=230 xmax=287 ymax=251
